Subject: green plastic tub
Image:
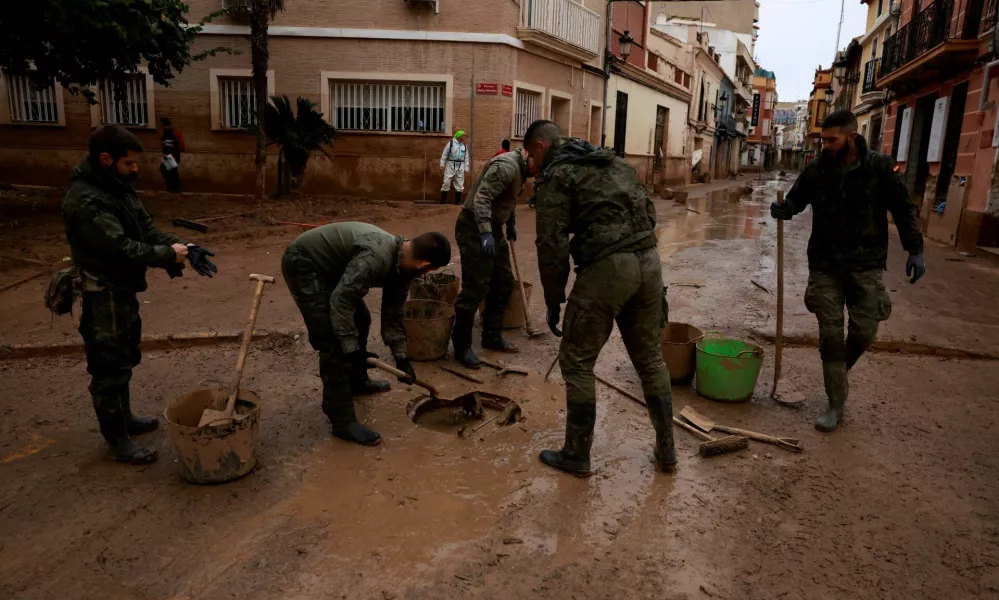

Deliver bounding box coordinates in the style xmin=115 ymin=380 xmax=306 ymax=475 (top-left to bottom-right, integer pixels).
xmin=694 ymin=337 xmax=764 ymax=402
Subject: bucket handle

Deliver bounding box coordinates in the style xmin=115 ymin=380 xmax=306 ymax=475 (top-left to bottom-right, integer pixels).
xmin=689 ymin=334 xmax=705 ymax=345
xmin=736 ymin=350 xmax=761 ymax=359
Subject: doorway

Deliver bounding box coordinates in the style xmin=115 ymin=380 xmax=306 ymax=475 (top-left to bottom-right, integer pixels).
xmin=589 ymin=104 xmax=602 ymax=146
xmin=935 ymin=81 xmax=969 ymax=203
xmin=905 ymin=92 xmax=938 ymax=207
xmin=653 ymin=105 xmax=668 ymax=172
xmin=614 ymin=91 xmax=629 ymax=157
xmin=870 ymin=111 xmax=883 ymax=155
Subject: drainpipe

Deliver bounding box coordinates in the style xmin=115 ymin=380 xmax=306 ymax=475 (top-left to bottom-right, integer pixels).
xmin=980 ymin=59 xmax=999 ymax=112
xmin=600 ymin=0 xmax=614 ymax=148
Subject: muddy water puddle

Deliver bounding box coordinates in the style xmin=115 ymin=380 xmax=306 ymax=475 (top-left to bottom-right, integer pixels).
xmin=657 ymin=186 xmax=770 ymax=261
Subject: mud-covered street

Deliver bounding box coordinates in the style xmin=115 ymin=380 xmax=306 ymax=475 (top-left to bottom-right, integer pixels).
xmin=2 ymin=178 xmax=999 ymax=600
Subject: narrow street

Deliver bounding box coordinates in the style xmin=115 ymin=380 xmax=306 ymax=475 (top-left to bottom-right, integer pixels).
xmin=2 ymin=179 xmax=998 ymax=599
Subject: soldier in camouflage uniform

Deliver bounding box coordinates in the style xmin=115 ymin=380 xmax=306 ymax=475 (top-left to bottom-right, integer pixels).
xmin=451 ymin=150 xmax=529 ymax=367
xmin=282 ymin=223 xmax=451 ymax=446
xmin=524 ymin=120 xmax=675 ymax=476
xmin=62 ymin=125 xmax=216 ymax=464
xmin=772 ymin=110 xmax=925 ymax=432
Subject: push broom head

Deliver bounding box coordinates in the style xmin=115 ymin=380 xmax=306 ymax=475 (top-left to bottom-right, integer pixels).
xmin=698 ymin=435 xmax=749 ymax=457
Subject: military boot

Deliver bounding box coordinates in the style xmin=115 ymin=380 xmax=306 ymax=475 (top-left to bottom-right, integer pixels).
xmin=454 ymin=191 xmax=462 ymax=206
xmin=451 ymin=308 xmax=482 ymax=368
xmin=120 ymin=389 xmax=159 ymax=436
xmin=816 ymin=361 xmax=848 ymax=432
xmin=350 ymin=355 xmax=391 ymax=395
xmin=440 ymin=190 xmax=449 ymax=204
xmin=322 ymin=379 xmax=381 ymax=446
xmin=95 ymin=408 xmax=159 ymax=464
xmin=645 ymin=393 xmax=677 ymax=473
xmin=482 ymin=331 xmax=519 ymax=353
xmin=539 ymin=402 xmax=595 ymax=476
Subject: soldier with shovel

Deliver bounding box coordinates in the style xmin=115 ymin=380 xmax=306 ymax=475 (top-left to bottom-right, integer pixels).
xmin=282 ymin=223 xmax=451 ymax=446
xmin=771 ymin=110 xmax=925 ymax=432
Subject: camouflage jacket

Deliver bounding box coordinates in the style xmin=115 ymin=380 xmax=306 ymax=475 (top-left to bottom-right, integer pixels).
xmin=786 ymin=135 xmax=924 ymax=273
xmin=289 ymin=222 xmax=413 ymax=356
xmin=62 ymin=159 xmax=181 ymax=293
xmin=533 ymin=137 xmax=658 ymax=307
xmin=462 ymin=151 xmax=528 ymax=235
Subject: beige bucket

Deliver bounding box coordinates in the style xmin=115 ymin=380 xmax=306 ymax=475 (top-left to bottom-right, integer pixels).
xmin=403 ymin=299 xmax=455 ymax=360
xmin=409 ymin=269 xmax=460 ymax=305
xmin=163 ymin=388 xmax=261 ymax=484
xmin=661 ymin=322 xmax=704 ymax=384
xmin=478 ymin=281 xmax=533 ymax=329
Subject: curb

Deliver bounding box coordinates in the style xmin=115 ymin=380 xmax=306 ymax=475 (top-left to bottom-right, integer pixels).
xmin=0 ymin=329 xmax=302 ymax=360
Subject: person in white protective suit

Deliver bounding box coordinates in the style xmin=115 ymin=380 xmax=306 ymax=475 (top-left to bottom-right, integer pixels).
xmin=440 ymin=130 xmax=470 ymax=205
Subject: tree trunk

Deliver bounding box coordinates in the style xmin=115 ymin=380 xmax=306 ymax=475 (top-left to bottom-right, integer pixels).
xmin=250 ymin=0 xmax=270 ymax=199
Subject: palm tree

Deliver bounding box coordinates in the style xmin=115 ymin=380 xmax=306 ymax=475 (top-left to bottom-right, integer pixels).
xmin=256 ymin=95 xmax=337 ymax=195
xmin=250 ymin=0 xmax=285 ymax=199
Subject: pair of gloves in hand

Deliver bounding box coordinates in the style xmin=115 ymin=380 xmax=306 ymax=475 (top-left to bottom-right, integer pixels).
xmin=770 ymin=200 xmax=925 ymax=284
xmin=479 ymin=224 xmax=518 ymax=259
xmin=348 ymin=351 xmax=416 ymax=384
xmin=167 ymin=245 xmax=218 ymax=279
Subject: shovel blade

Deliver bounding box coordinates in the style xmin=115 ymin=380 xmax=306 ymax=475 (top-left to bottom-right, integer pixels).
xmin=772 ymin=378 xmax=807 ymax=406
xmin=679 ymin=406 xmax=715 ymax=432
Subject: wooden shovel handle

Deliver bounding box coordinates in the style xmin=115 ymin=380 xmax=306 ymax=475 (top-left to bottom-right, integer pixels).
xmin=508 ymin=241 xmax=541 ymax=336
xmin=366 ymin=358 xmax=439 ymax=397
xmin=773 ymin=189 xmax=785 ymax=394
xmin=224 ymin=274 xmax=275 ymax=417
xmin=713 ymin=424 xmax=802 ymax=453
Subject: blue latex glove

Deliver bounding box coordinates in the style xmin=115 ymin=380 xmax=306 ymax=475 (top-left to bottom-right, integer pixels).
xmin=905 ymin=253 xmax=925 ymax=284
xmin=546 ymin=305 xmax=562 ymax=337
xmin=770 ymin=201 xmax=794 ymax=220
xmin=507 ymin=223 xmax=518 ymax=242
xmin=480 ymin=232 xmax=496 ymax=258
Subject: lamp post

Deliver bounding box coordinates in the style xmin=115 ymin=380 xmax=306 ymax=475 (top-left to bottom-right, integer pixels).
xmin=600 ymin=0 xmax=643 ymax=148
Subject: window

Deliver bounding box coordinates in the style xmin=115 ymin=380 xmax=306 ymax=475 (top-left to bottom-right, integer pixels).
xmin=514 ymin=88 xmax=542 ymax=138
xmin=877 ymin=0 xmax=883 ymax=16
xmin=330 ymin=81 xmax=445 ymax=133
xmin=683 ymin=72 xmax=691 ymax=88
xmin=4 ymin=74 xmax=59 ymax=124
xmin=219 ymin=77 xmax=257 ymax=129
xmin=674 ymin=68 xmax=683 ymax=85
xmin=549 ymin=93 xmax=572 ymax=134
xmin=96 ymin=75 xmax=150 ymax=127
xmin=872 ymin=35 xmax=879 ymax=59
xmin=648 ymin=53 xmax=659 ymax=72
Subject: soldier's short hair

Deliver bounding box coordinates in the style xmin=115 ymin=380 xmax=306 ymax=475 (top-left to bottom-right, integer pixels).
xmin=523 ymin=120 xmax=563 ymax=147
xmin=821 ymin=110 xmax=858 ymax=132
xmin=411 ymin=232 xmax=452 ymax=268
xmin=502 ymin=139 xmax=511 ymax=151
xmin=89 ymin=125 xmax=144 ymax=162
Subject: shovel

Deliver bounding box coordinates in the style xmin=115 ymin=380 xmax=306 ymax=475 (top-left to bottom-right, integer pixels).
xmin=198 ymin=274 xmax=275 ymax=428
xmin=679 ymin=406 xmax=802 ymax=453
xmin=772 ymin=189 xmax=806 ymax=407
xmin=367 ymin=358 xmax=441 ymax=398
xmin=508 ymin=241 xmax=546 ymax=338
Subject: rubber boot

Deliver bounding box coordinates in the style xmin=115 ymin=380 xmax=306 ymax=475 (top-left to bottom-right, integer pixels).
xmin=816 ymin=361 xmax=848 ymax=432
xmin=440 ymin=190 xmax=449 ymax=204
xmin=539 ymin=402 xmax=595 ymax=476
xmin=96 ymin=410 xmax=158 ymax=464
xmin=350 ymin=365 xmax=391 ymax=395
xmin=482 ymin=331 xmax=519 ymax=353
xmin=645 ymin=393 xmax=677 ymax=473
xmin=120 ymin=389 xmax=159 ymax=436
xmin=322 ymin=373 xmax=382 ymax=446
xmin=454 ymin=191 xmax=462 ymax=206
xmin=451 ymin=308 xmax=482 ymax=368
xmin=333 ymin=422 xmax=382 ymax=446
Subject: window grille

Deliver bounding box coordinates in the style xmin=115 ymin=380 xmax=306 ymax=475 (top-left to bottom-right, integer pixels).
xmin=219 ymin=77 xmax=257 ymax=129
xmin=98 ymin=75 xmax=149 ymax=126
xmin=6 ymin=74 xmax=58 ymax=123
xmin=514 ymin=89 xmax=542 ymax=138
xmin=330 ymin=81 xmax=446 ymax=133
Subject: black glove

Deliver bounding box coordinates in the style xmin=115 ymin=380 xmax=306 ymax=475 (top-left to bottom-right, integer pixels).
xmin=905 ymin=253 xmax=925 ymax=284
xmin=507 ymin=223 xmax=518 ymax=242
xmin=166 ymin=262 xmax=185 ymax=279
xmin=770 ymin=201 xmax=794 ymax=220
xmin=394 ymin=354 xmax=416 ymax=384
xmin=480 ymin=232 xmax=496 ymax=258
xmin=346 ymin=350 xmax=370 ymax=372
xmin=187 ymin=245 xmax=218 ymax=278
xmin=546 ymin=305 xmax=563 ymax=337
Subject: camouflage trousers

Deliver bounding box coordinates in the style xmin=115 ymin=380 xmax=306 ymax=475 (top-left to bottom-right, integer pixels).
xmin=78 ymin=289 xmax=143 ymax=441
xmin=804 ymin=269 xmax=892 ymax=365
xmin=454 ymin=210 xmax=514 ymax=335
xmin=282 ymin=245 xmax=371 ymax=427
xmin=560 ymin=247 xmax=671 ymax=418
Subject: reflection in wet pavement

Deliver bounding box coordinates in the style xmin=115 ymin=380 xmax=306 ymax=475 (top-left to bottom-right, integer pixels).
xmin=656 ymin=187 xmax=770 ymax=261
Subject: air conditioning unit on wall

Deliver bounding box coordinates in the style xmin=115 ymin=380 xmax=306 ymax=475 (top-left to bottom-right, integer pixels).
xmin=222 ymin=0 xmax=251 ymax=20
xmin=405 ymin=0 xmax=439 ymax=14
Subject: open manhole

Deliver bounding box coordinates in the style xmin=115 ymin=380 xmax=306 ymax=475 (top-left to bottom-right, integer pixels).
xmin=406 ymin=391 xmax=523 ymax=437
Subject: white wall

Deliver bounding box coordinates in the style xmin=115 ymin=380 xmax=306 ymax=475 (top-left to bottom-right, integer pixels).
xmin=605 ymin=74 xmax=689 ymax=157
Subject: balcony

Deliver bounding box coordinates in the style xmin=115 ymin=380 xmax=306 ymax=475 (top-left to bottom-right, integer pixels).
xmin=877 ymin=0 xmax=984 ymax=89
xmin=862 ymin=58 xmax=880 ymax=94
xmin=986 ymin=0 xmax=998 ymax=34
xmin=518 ymin=0 xmax=601 ymax=62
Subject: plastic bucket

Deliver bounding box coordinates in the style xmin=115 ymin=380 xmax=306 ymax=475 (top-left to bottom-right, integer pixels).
xmin=660 ymin=322 xmax=704 ymax=384
xmin=694 ymin=337 xmax=764 ymax=402
xmin=163 ymin=388 xmax=261 ymax=484
xmin=403 ymin=299 xmax=455 ymax=360
xmin=478 ymin=281 xmax=533 ymax=329
xmin=409 ymin=269 xmax=460 ymax=305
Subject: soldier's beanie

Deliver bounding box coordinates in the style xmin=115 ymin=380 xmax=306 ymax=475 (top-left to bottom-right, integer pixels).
xmin=89 ymin=124 xmax=144 ymax=161
xmin=412 ymin=232 xmax=452 ymax=268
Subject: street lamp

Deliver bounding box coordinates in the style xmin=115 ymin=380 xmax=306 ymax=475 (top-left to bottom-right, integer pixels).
xmin=619 ymin=30 xmax=634 ymax=61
